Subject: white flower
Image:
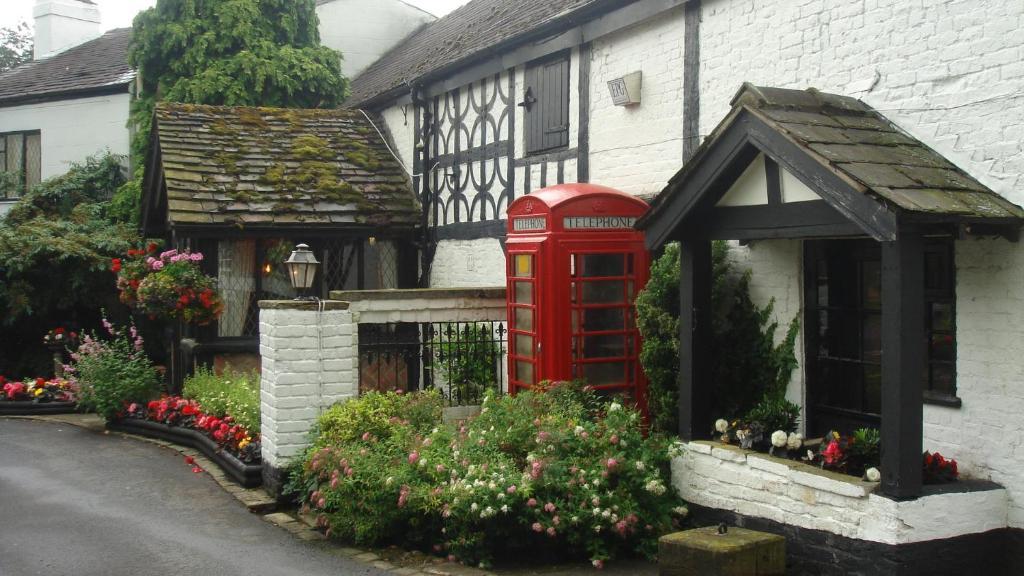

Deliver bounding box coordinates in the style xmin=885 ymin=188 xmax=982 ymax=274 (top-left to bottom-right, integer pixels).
xmin=471 ymin=503 xmax=479 ymax=512
xmin=787 ymin=433 xmax=803 ymax=451
xmin=635 ymin=461 xmax=646 ymax=471
xmin=601 ymin=509 xmax=611 ymax=518
xmin=715 ymin=418 xmax=729 ymax=433
xmin=806 ymin=450 xmax=815 ymax=462
xmin=501 ymin=504 xmax=509 ymax=513
xmin=497 ymin=493 xmax=505 ymax=500
xmin=866 ymin=467 xmax=881 ymax=482
xmin=574 ymin=425 xmax=585 ymax=435
xmin=609 ymin=402 xmax=622 ymax=412
xmin=385 ymin=476 xmax=394 ymax=486
xmin=672 ymin=506 xmax=688 ymax=517
xmin=644 ymin=479 xmax=666 ymax=496
xmin=771 ymin=430 xmax=788 ymax=448
xmin=592 ymin=507 xmax=602 ymax=516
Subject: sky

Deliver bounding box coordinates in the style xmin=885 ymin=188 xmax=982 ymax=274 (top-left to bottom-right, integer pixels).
xmin=1 ymin=0 xmax=471 ymax=31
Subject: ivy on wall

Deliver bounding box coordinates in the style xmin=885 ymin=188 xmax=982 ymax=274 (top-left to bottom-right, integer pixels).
xmin=636 ymin=241 xmax=800 ymax=434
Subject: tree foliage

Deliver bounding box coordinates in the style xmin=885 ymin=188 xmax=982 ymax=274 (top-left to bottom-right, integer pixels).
xmin=0 ymin=154 xmax=137 ymax=321
xmin=635 ymin=242 xmax=800 ymax=433
xmin=0 ymin=22 xmax=32 ymax=73
xmin=127 ymin=0 xmax=347 ymax=164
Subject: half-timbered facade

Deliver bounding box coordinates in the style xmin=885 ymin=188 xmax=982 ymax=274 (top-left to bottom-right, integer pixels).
xmin=349 ymin=0 xmax=1024 ymax=571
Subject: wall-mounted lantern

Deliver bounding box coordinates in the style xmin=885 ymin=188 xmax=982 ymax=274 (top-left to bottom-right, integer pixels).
xmin=607 ymin=71 xmax=642 ymax=107
xmin=284 ymin=243 xmax=320 ymax=300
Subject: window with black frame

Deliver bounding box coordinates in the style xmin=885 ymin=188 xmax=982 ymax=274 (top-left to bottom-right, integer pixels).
xmin=0 ymin=130 xmax=41 ymax=199
xmin=806 ymin=238 xmax=957 ymax=435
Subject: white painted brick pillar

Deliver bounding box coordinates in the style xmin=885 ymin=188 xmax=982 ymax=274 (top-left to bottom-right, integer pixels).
xmin=258 ymin=300 xmax=357 ymax=492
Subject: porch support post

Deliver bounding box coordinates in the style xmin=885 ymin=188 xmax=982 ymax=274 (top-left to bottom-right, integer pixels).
xmin=880 ymin=227 xmax=924 ymax=498
xmin=678 ymin=237 xmax=712 ymax=440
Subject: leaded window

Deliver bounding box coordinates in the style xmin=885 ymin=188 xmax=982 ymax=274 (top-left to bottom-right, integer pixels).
xmin=0 ymin=131 xmax=41 ymax=199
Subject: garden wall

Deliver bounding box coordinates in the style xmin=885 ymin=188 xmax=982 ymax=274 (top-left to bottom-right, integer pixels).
xmin=258 ymin=288 xmax=507 ymax=492
xmin=671 ymin=441 xmax=1008 ymax=544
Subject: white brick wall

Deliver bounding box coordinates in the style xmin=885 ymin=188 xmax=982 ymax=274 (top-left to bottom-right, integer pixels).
xmin=673 ymin=441 xmax=1009 ymax=544
xmin=430 ymin=239 xmax=507 ymax=288
xmin=588 ymin=6 xmax=687 ymax=197
xmin=259 ymin=305 xmax=357 ymax=468
xmin=700 ymin=0 xmax=1024 ymax=205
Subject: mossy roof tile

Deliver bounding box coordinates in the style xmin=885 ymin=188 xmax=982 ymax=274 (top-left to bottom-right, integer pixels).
xmin=153 ymin=102 xmax=418 ymax=228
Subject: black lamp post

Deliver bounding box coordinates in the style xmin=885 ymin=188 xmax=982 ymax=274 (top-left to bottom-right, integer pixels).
xmin=284 ymin=243 xmax=320 ymax=301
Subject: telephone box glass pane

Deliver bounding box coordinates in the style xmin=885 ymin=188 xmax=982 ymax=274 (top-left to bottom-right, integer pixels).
xmin=515 ymin=334 xmax=534 ymax=357
xmin=583 ymin=362 xmax=625 ymax=385
xmin=516 ymin=360 xmax=535 ymax=385
xmin=514 ymin=308 xmax=533 ymax=331
xmin=514 ymin=254 xmax=533 ymax=277
xmin=580 ymin=254 xmax=624 ymax=277
xmin=583 ymin=335 xmax=625 ymax=358
xmin=582 ymin=308 xmax=625 ymax=331
xmin=582 ymin=280 xmax=624 ymax=303
xmin=514 ymin=281 xmax=533 ymax=304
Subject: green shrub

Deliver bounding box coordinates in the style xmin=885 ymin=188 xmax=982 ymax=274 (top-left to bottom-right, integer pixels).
xmin=636 ymin=241 xmax=800 ymax=432
xmin=72 ymin=320 xmax=159 ymax=420
xmin=183 ymin=366 xmax=261 ymax=433
xmin=744 ymin=395 xmax=801 ymax=434
xmin=292 ymin=384 xmax=686 ymax=568
xmin=432 ymin=323 xmax=503 ymax=405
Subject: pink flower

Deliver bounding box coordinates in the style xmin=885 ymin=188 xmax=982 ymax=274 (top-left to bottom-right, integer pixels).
xmin=531 ymin=522 xmax=543 ymax=533
xmin=536 ymin=431 xmax=550 ymax=443
xmin=592 ymin=559 xmax=604 ymax=570
xmin=546 ymin=526 xmax=556 ymax=537
xmin=506 ymin=485 xmax=517 ymax=494
xmin=527 ymin=498 xmax=537 ymax=508
xmin=610 ymin=434 xmax=619 ymax=445
xmin=616 ymin=520 xmax=628 ymax=536
xmin=152 ymin=260 xmax=164 ymax=271
xmin=408 ymin=451 xmax=420 ymax=464
xmin=543 ymin=502 xmax=556 ymax=513
xmin=605 ymin=458 xmax=619 ymax=470
xmin=436 ymin=464 xmax=446 ymax=473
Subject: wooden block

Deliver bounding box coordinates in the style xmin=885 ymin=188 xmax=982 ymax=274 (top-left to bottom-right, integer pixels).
xmin=659 ymin=526 xmax=785 ymax=576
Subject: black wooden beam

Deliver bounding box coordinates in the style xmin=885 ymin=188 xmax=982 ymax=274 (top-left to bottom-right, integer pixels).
xmin=578 ymin=41 xmax=591 ymax=183
xmin=705 ymin=201 xmax=864 ymax=240
xmin=678 ymin=237 xmax=712 ymax=440
xmin=880 ymin=227 xmax=925 ymax=499
xmin=434 ymin=220 xmax=507 ymax=241
xmin=765 ymin=157 xmax=782 ymax=205
xmin=682 ymin=0 xmax=701 ymax=162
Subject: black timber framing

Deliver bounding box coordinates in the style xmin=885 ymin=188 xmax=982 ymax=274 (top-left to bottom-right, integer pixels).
xmin=578 ymin=42 xmax=591 ymax=183
xmin=678 ymin=238 xmax=712 ymax=440
xmin=434 ymin=220 xmax=508 ymax=241
xmin=706 ymin=201 xmax=864 ymax=240
xmin=881 ymin=227 xmax=925 ymax=498
xmin=682 ymin=0 xmax=701 ymax=162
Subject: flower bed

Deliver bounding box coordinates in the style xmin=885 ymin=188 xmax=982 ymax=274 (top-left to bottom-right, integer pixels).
xmin=287 ymin=384 xmax=687 ymax=569
xmin=0 ymin=376 xmax=78 ymax=415
xmin=111 ymin=396 xmax=262 ymax=487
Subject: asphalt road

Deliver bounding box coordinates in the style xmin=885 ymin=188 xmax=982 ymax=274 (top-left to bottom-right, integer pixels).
xmin=0 ymin=418 xmax=388 ymax=576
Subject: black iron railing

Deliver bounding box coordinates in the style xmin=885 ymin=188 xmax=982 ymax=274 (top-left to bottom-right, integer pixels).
xmin=358 ymin=321 xmax=508 ymax=405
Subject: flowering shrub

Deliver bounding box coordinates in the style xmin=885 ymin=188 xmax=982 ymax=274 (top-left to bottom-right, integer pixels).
xmin=115 ymin=244 xmax=223 ymax=325
xmin=923 ymin=451 xmax=958 ymax=484
xmin=183 ymin=366 xmax=260 ymax=433
xmin=0 ymin=375 xmax=77 ymax=403
xmin=71 ymin=317 xmax=160 ymax=419
xmin=43 ymin=327 xmax=78 ymax=347
xmin=123 ymin=396 xmax=261 ymax=463
xmin=289 ymin=383 xmax=686 ymax=568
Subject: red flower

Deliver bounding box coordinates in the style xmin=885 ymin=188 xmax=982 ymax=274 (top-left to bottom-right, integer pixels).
xmin=147 ymin=242 xmax=159 ymax=253
xmin=111 ymin=258 xmax=122 ymax=273
xmin=822 ymin=440 xmax=843 ymax=465
xmin=184 ymin=456 xmax=195 ymax=465
xmin=55 ymin=327 xmax=65 ymax=335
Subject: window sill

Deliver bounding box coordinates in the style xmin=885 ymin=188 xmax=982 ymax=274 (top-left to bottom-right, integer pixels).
xmin=923 ymin=390 xmax=961 ymax=408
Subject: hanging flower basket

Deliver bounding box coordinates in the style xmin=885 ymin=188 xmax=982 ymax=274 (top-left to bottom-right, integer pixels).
xmin=114 ymin=245 xmax=224 ymax=325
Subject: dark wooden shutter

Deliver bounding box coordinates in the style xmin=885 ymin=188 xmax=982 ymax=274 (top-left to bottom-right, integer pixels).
xmin=525 ymin=54 xmax=570 ymax=155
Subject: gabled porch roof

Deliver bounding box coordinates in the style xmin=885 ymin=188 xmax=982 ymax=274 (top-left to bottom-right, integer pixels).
xmin=638 ymin=83 xmax=1023 ymax=247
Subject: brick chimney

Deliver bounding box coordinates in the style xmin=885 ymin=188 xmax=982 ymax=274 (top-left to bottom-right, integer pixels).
xmin=33 ymin=0 xmax=102 ymax=60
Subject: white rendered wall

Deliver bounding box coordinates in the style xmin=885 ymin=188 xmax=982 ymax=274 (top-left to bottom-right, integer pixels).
xmin=0 ymin=92 xmax=131 ymax=216
xmin=588 ymin=6 xmax=686 ymax=197
xmin=430 ymin=239 xmax=506 ymax=289
xmin=33 ymin=0 xmax=102 ymax=60
xmin=316 ymin=0 xmax=434 ymax=80
xmin=377 ymin=104 xmax=417 ymax=175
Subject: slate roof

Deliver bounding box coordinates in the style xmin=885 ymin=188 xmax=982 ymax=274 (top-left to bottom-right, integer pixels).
xmin=147 ymin=103 xmax=418 ymax=231
xmin=347 ymin=0 xmax=623 ymax=107
xmin=642 ymin=83 xmax=1023 ymax=236
xmin=0 ymin=28 xmax=134 ymax=106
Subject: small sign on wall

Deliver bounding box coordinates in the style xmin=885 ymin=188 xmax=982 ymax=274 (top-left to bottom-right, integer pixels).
xmin=607 ymin=71 xmax=642 ymax=106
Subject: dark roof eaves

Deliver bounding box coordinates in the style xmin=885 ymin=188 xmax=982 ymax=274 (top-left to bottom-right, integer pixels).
xmin=0 ymin=81 xmax=132 ymax=108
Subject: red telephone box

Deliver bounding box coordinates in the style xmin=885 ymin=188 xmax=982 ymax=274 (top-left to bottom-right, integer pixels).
xmin=506 ymin=183 xmax=650 ymax=409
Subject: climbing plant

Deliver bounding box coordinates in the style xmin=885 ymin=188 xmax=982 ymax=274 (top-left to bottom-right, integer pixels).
xmin=635 ymin=241 xmax=800 ymax=433
xmin=124 ymin=0 xmax=349 ymax=205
